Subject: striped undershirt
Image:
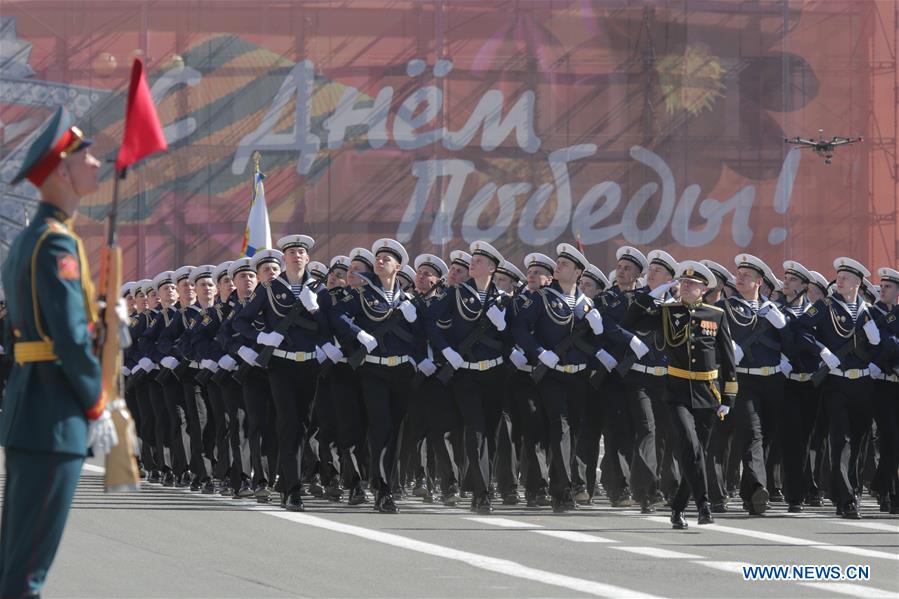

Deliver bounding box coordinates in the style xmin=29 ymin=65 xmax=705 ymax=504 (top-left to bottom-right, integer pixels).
xmin=564 ymin=294 xmax=577 ymax=308
xmin=478 ymin=290 xmax=487 ymax=303
xmin=384 ymin=289 xmax=395 ymax=304
xmin=746 ymin=299 xmax=759 ymax=313
xmin=785 ymin=305 xmax=805 ymax=317
xmin=846 ymin=301 xmax=859 ymax=321
xmin=290 ymin=282 xmax=303 ymax=299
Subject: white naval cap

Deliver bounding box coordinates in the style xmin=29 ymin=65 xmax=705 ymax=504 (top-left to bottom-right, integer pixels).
xmin=734 ymin=253 xmax=770 ymax=277
xmin=397 ymin=264 xmax=416 ymax=287
xmin=582 ymin=264 xmax=610 ymax=290
xmin=136 ymin=279 xmax=154 ymax=295
xmin=329 ymin=255 xmax=351 ymax=271
xmin=524 ymin=253 xmax=556 ymax=276
xmin=120 ymin=281 xmax=138 ymax=297
xmin=616 ymin=246 xmax=648 ymax=272
xmin=450 ymin=250 xmax=472 ymax=268
xmin=373 ymin=238 xmax=409 ymax=266
xmin=228 ymin=258 xmax=254 ymax=279
xmin=414 ymin=254 xmax=448 ymax=278
xmin=878 ymin=267 xmax=899 ymax=285
xmin=469 ymin=240 xmax=503 ymax=266
xmin=212 ymin=261 xmax=233 ymax=282
xmin=808 ymin=270 xmax=829 ymax=293
xmin=862 ymin=277 xmax=879 ymax=299
xmin=647 ymin=250 xmax=678 ymax=276
xmin=189 ymin=264 xmax=216 ymax=284
xmin=350 ymin=247 xmax=375 ymax=269
xmin=152 ymin=270 xmax=175 ymax=290
xmin=783 ymin=260 xmax=813 ymax=284
xmin=761 ymin=264 xmax=781 ymax=291
xmin=251 ymin=249 xmax=284 ymax=271
xmin=607 ymin=268 xmax=618 ymax=283
xmin=496 ymin=259 xmax=525 ymax=283
xmin=308 ymin=261 xmax=328 ymax=280
xmin=277 ymin=234 xmax=315 ymax=252
xmin=676 ymin=260 xmax=715 ymax=286
xmin=174 ymin=265 xmax=196 ymax=284
xmin=702 ymin=260 xmax=736 ymax=289
xmin=833 ymin=257 xmax=870 ymax=280
xmin=556 ymin=243 xmax=588 ymax=270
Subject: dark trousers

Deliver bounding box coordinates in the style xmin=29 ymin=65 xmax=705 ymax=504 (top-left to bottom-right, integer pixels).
xmin=219 ymin=376 xmax=251 ymax=489
xmin=160 ymin=379 xmax=190 ymax=476
xmin=267 ymin=358 xmax=318 ymax=494
xmin=670 ymin=403 xmax=716 ymax=511
xmin=514 ymin=371 xmax=549 ymax=494
xmin=0 ymin=448 xmax=83 ymax=598
xmin=623 ymin=371 xmax=663 ymax=502
xmin=871 ymin=383 xmax=899 ymax=498
xmin=574 ymin=375 xmax=605 ymax=498
xmin=418 ymin=376 xmax=462 ymax=489
xmin=732 ymin=373 xmax=771 ymax=501
xmin=651 ymin=385 xmax=679 ymax=498
xmin=781 ymin=378 xmax=821 ymax=504
xmin=537 ymin=371 xmax=589 ymax=498
xmin=329 ymin=364 xmax=367 ymax=487
xmin=312 ymin=370 xmax=341 ymax=485
xmin=598 ymin=375 xmax=630 ymax=499
xmin=242 ymin=368 xmax=277 ymax=487
xmin=759 ymin=381 xmax=785 ymax=492
xmin=147 ymin=379 xmax=172 ymax=471
xmin=181 ymin=372 xmax=211 ymax=480
xmin=825 ymin=375 xmax=874 ymax=509
xmin=360 ymin=362 xmax=412 ymax=494
xmin=706 ymin=409 xmax=733 ymax=505
xmin=134 ymin=380 xmax=159 ymax=471
xmin=206 ymin=379 xmax=231 ymax=481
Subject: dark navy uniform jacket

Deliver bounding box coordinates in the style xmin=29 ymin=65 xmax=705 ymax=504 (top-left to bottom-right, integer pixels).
xmin=781 ymin=295 xmax=821 ymax=374
xmin=422 ymin=278 xmax=508 ymax=364
xmin=718 ymin=295 xmax=788 ymax=369
xmin=175 ymin=304 xmax=204 ymax=362
xmin=215 ymin=292 xmax=257 ymax=356
xmin=597 ymin=286 xmax=667 ymax=368
xmin=142 ymin=305 xmax=177 ymax=364
xmin=125 ymin=310 xmax=147 ymax=369
xmin=156 ymin=303 xmax=198 ymax=362
xmin=330 ymin=272 xmax=419 ymax=360
xmin=794 ymin=293 xmax=879 ymax=371
xmin=233 ymin=271 xmax=326 ymax=353
xmin=191 ymin=299 xmax=232 ymax=363
xmin=868 ymin=301 xmax=899 ymax=374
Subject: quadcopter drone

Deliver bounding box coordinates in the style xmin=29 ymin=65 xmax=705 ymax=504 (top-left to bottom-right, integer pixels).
xmin=784 ymin=130 xmax=863 ymax=164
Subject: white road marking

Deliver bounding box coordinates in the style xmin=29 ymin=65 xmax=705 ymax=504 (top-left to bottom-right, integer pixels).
xmin=613 ymin=546 xmax=700 ymax=559
xmin=82 ymin=463 xmax=106 ymax=474
xmin=465 ymin=517 xmax=536 ymax=528
xmin=644 ymin=516 xmax=899 ymax=562
xmin=465 ymin=516 xmax=617 ymax=543
xmin=693 ymin=560 xmax=752 ymax=573
xmin=798 ymin=582 xmax=899 ymax=598
xmin=832 ymin=520 xmax=899 ymax=533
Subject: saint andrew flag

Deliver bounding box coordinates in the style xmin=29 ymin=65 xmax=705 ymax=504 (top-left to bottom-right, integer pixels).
xmin=240 ymin=170 xmax=271 ymax=257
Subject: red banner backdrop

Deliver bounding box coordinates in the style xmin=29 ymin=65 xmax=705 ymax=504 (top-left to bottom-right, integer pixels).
xmin=1 ymin=1 xmax=896 ymax=281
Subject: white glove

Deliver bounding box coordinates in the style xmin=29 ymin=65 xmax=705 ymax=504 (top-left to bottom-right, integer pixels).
xmin=763 ymin=305 xmax=787 ymax=329
xmin=357 ymin=330 xmax=378 ymax=352
xmin=585 ymin=309 xmax=603 ymax=335
xmin=716 ymin=405 xmax=731 ymax=419
xmin=486 ymin=304 xmax=507 ymax=331
xmin=256 ymin=331 xmax=284 ymax=347
xmin=595 ymin=349 xmax=617 ymax=372
xmin=322 ymin=342 xmax=344 ymax=363
xmin=121 ymin=366 xmax=131 ymax=377
xmin=315 ymin=346 xmax=326 ymax=363
xmin=442 ymin=347 xmax=464 ymax=370
xmin=650 ymin=280 xmax=677 ymax=300
xmin=538 ymin=349 xmax=560 ymax=369
xmin=779 ymin=355 xmax=792 ymax=376
xmin=863 ymin=319 xmax=881 ymax=345
xmin=238 ymin=345 xmax=259 ymax=366
xmin=820 ymin=347 xmax=841 ymax=370
xmin=199 ymin=359 xmax=212 ymax=371
xmin=869 ymin=362 xmax=882 ymax=378
xmin=418 ymin=358 xmax=437 ymax=376
xmin=87 ymin=410 xmax=119 ymax=455
xmin=732 ymin=341 xmax=744 ymax=365
xmin=629 ymin=335 xmax=649 ymax=359
xmin=161 ymin=356 xmax=179 ymax=370
xmin=509 ymin=349 xmax=528 ymax=371
xmin=218 ymin=355 xmax=238 ymax=371
xmin=299 ymin=285 xmax=319 ymax=312
xmin=138 ymin=357 xmax=155 ymax=372
xmin=115 ymin=298 xmax=130 ymax=324
xmin=399 ymin=300 xmax=417 ymax=323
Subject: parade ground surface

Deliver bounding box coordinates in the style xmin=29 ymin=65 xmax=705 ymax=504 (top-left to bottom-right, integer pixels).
xmin=2 ymin=454 xmax=896 ymax=599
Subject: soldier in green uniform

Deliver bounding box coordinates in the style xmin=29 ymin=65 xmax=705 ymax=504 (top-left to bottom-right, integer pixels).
xmin=0 ymin=107 xmax=118 ymax=598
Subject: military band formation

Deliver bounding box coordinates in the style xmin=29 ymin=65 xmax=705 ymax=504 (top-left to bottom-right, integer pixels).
xmin=108 ymin=234 xmax=899 ymax=528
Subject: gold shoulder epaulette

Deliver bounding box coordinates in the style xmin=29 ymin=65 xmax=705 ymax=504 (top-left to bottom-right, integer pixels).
xmin=44 ymin=219 xmax=71 ymax=236
xmin=701 ymin=303 xmax=724 ymax=312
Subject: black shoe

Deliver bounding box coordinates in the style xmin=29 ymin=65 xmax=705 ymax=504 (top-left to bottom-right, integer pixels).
xmin=842 ymin=502 xmax=861 ymax=520
xmin=552 ymin=489 xmax=577 ymax=513
xmin=201 ymin=479 xmax=215 ymax=494
xmin=412 ymin=478 xmax=429 ymax=497
xmin=348 ymin=485 xmax=368 ymax=505
xmin=536 ymin=488 xmax=552 ymax=507
xmin=806 ymin=494 xmax=823 ymax=507
xmin=220 ymin=483 xmax=234 ymax=497
xmin=525 ymin=492 xmax=538 ymax=508
xmin=698 ymin=503 xmax=714 ymax=525
xmin=139 ymin=465 xmax=149 ymax=479
xmin=750 ymin=486 xmax=769 ymax=515
xmin=190 ymin=475 xmax=202 ymax=492
xmin=711 ymin=502 xmax=729 ymax=513
xmin=573 ymin=485 xmax=591 ymax=505
xmin=891 ymin=496 xmax=899 ymax=515
xmin=671 ymin=510 xmax=688 ymax=530
xmin=176 ymin=472 xmax=192 ymax=488
xmin=769 ymin=488 xmax=784 ymax=503
xmin=442 ymin=485 xmax=461 ymax=506
xmin=640 ymin=498 xmax=656 ymax=514
xmin=147 ymin=470 xmax=162 ymax=484
xmin=254 ymin=483 xmax=271 ymax=501
xmin=162 ymin=471 xmax=176 ymax=487
xmin=611 ymin=491 xmax=633 ymax=508
xmin=376 ymin=493 xmax=399 ymax=514
xmin=879 ymin=498 xmax=892 ymax=513
xmin=502 ymin=492 xmax=520 ymax=505
xmin=284 ymin=491 xmax=305 ymax=512
xmin=477 ymin=494 xmax=494 ymax=514
xmin=235 ymin=479 xmax=253 ymax=498
xmin=788 ymin=503 xmax=803 ymax=513
xmin=325 ymin=480 xmax=343 ymax=502
xmin=308 ymin=475 xmax=325 ymax=498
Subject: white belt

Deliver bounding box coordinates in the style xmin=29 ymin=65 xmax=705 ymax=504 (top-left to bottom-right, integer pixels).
xmin=188 ymin=361 xmax=199 ymax=369
xmin=630 ymin=364 xmax=668 ymax=377
xmin=364 ymin=355 xmax=410 ymax=367
xmin=829 ymin=368 xmax=869 ymax=380
xmin=872 ymin=373 xmax=899 ymax=383
xmin=554 ymin=363 xmax=587 ymax=374
xmin=460 ymin=358 xmax=504 ymax=371
xmin=273 ymin=349 xmax=317 ymax=363
xmin=787 ymin=372 xmax=813 ymax=382
xmin=736 ymin=365 xmax=781 ymax=377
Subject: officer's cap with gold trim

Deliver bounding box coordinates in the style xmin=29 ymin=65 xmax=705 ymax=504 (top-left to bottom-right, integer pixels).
xmin=251 ymin=249 xmax=284 ymax=271
xmin=397 ymin=265 xmax=416 ymax=288
xmin=174 ymin=265 xmax=197 ymax=284
xmin=329 ymin=255 xmax=351 ymax=272
xmin=734 ymin=254 xmax=770 ymax=277
xmin=702 ymin=260 xmax=736 ymax=290
xmin=228 ymin=258 xmax=254 ymax=279
xmin=135 ymin=279 xmax=154 ymax=295
xmin=583 ymin=264 xmax=610 ymax=290
xmin=616 ymin=246 xmax=648 ymax=272
xmin=808 ymin=270 xmax=829 ymax=294
xmin=470 ymin=241 xmax=503 ymax=266
xmin=349 ymin=247 xmax=375 ymax=270
xmin=878 ymin=267 xmax=899 ymax=286
xmin=373 ymin=238 xmax=408 ymax=266
xmin=647 ymin=250 xmax=677 ymax=276
xmin=496 ymin=259 xmax=525 ymax=283
xmin=189 ymin=265 xmax=216 ymax=284
xmin=450 ymin=250 xmax=471 ymax=269
xmin=212 ymin=261 xmax=233 ymax=282
xmin=676 ymin=260 xmax=714 ymax=286
xmin=556 ymin=243 xmax=587 ymax=270
xmin=277 ymin=235 xmax=315 ymax=252
xmin=11 ymin=107 xmax=93 ymax=187
xmin=414 ymin=254 xmax=448 ymax=279
xmin=152 ymin=271 xmax=176 ymax=290
xmin=782 ymin=260 xmax=812 ymax=284
xmin=308 ymin=261 xmax=328 ymax=280
xmin=833 ymin=257 xmax=870 ymax=280
xmin=120 ymin=282 xmax=138 ymax=298
xmin=524 ymin=253 xmax=556 ymax=276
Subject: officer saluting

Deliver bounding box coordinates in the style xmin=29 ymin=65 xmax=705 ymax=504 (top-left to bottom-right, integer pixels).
xmin=0 ymin=107 xmax=117 ymax=597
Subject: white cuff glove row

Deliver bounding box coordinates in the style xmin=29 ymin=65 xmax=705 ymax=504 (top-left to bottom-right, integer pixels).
xmin=585 ymin=309 xmax=603 ymax=335
xmin=357 ymin=330 xmax=378 ymax=352
xmin=732 ymin=341 xmax=744 ymax=365
xmin=256 ymin=331 xmax=284 ymax=348
xmin=538 ymin=349 xmax=560 ymax=369
xmin=442 ymin=347 xmax=464 ymax=370
xmin=398 ymin=300 xmax=417 ymax=323
xmin=161 ymin=356 xmax=179 ymax=370
xmin=595 ymin=349 xmax=617 ymax=372
xmin=417 ymin=358 xmax=437 ymax=376
xmin=863 ymin=319 xmax=881 ymax=345
xmin=649 ymin=280 xmax=677 ymax=300
xmin=299 ymin=285 xmax=319 ymax=312
xmin=629 ymin=335 xmax=649 ymax=359
xmin=87 ymin=410 xmax=119 ymax=454
xmin=820 ymin=347 xmax=840 ymax=370
xmin=762 ymin=304 xmax=787 ymax=329
xmin=509 ymin=348 xmax=528 ymax=371
xmin=238 ymin=345 xmax=259 ymax=366
xmin=218 ymin=355 xmax=238 ymax=371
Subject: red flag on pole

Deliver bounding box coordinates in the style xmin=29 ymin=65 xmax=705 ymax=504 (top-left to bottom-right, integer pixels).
xmin=115 ymin=58 xmax=167 ymax=170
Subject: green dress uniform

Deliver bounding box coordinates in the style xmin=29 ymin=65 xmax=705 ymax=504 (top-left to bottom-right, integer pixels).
xmin=0 ymin=108 xmax=104 ymax=598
